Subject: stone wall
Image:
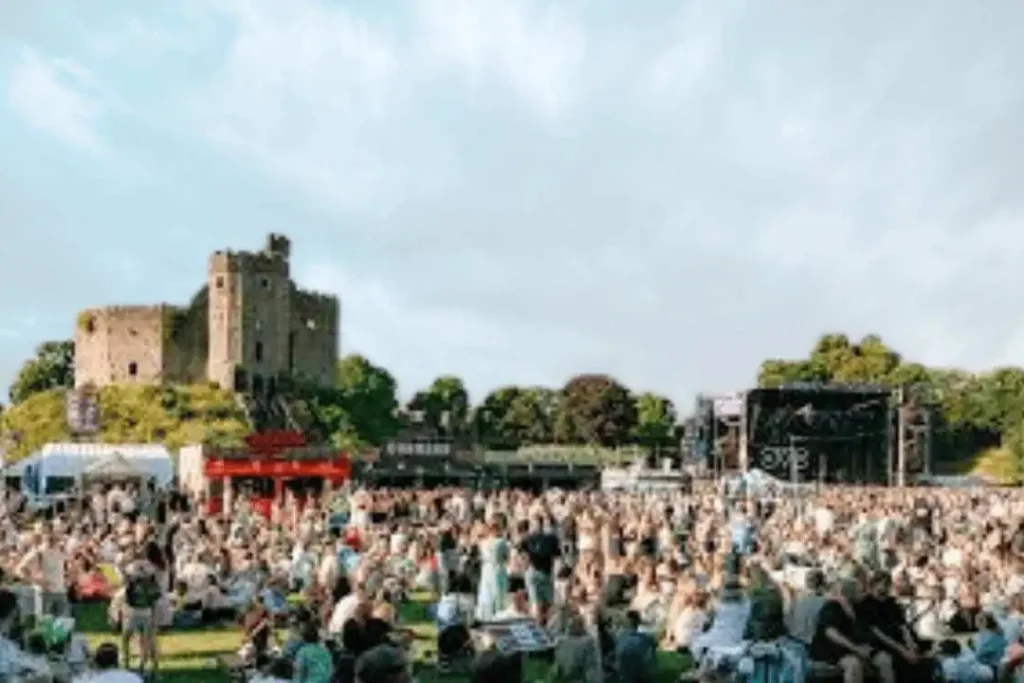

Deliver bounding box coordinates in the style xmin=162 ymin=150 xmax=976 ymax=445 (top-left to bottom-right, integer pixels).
xmin=289 ymin=286 xmax=341 ymax=387
xmin=74 ymin=305 xmax=168 ymax=387
xmin=163 ymin=288 xmax=209 ymax=384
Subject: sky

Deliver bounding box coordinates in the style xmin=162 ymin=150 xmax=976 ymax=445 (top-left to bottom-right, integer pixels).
xmin=1 ymin=0 xmax=1023 ymax=410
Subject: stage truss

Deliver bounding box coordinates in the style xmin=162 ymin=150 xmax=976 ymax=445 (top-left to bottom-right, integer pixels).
xmin=693 ymin=383 xmax=933 ymax=485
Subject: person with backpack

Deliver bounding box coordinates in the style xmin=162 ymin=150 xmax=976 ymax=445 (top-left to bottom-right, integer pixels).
xmin=121 ymin=553 xmax=161 ymax=678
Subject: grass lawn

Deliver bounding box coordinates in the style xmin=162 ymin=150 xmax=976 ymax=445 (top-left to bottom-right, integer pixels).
xmin=73 ymin=600 xmax=690 ymax=682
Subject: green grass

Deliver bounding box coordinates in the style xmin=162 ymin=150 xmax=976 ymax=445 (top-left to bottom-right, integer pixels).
xmin=73 ymin=600 xmax=690 ymax=682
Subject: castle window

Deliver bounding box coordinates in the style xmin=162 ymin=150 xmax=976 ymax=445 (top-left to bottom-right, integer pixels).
xmin=129 ymin=328 xmax=137 ymax=337
xmin=260 ymin=277 xmax=270 ymax=289
xmin=255 ymin=341 xmax=264 ymax=363
xmin=85 ymin=317 xmax=96 ymax=334
xmin=128 ymin=362 xmax=138 ymax=377
xmin=215 ymin=276 xmax=224 ymax=289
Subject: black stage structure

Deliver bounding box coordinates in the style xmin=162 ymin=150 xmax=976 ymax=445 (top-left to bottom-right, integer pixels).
xmin=691 ymin=383 xmax=917 ymax=485
xmin=745 ymin=384 xmax=891 ymax=484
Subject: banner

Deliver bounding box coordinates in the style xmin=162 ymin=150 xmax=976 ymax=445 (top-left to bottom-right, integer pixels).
xmin=204 ymin=456 xmax=351 ymax=479
xmin=713 ymin=392 xmax=745 ymax=418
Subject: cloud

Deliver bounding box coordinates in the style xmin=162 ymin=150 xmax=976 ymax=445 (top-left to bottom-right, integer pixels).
xmin=181 ymin=0 xmax=1024 ymax=401
xmin=411 ymin=0 xmax=587 ymax=119
xmin=6 ymin=48 xmax=103 ymax=151
xmin=3 ymin=2 xmax=1024 ymax=406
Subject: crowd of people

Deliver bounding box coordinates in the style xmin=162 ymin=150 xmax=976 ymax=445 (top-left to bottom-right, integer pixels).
xmin=0 ymin=476 xmax=1023 ymax=683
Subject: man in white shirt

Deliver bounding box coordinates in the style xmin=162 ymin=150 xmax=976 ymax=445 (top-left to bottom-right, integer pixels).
xmin=16 ymin=531 xmax=69 ymax=617
xmin=328 ymin=589 xmax=364 ymax=635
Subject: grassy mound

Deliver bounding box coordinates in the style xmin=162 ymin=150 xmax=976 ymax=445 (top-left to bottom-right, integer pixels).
xmin=0 ymin=384 xmax=250 ymax=462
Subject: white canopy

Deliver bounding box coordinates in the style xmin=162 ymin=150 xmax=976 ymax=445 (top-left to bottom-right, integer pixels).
xmin=84 ymin=452 xmax=145 ymax=480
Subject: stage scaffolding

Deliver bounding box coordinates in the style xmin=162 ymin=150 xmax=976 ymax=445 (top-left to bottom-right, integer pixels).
xmin=693 ymin=383 xmax=933 ymax=486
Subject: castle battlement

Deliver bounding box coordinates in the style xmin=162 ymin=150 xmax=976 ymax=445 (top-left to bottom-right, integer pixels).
xmin=76 ymin=234 xmax=340 ymax=392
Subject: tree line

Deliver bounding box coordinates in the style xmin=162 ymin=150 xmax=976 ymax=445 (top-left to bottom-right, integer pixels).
xmin=291 ymin=358 xmax=679 ymax=453
xmin=759 ymin=333 xmax=1024 ymax=476
xmin=2 ymin=340 xmax=678 ymax=453
xmin=4 ymin=333 xmax=1024 ymax=475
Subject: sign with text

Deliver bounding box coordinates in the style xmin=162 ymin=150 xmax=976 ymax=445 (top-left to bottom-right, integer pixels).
xmin=245 ymin=430 xmax=306 ymax=457
xmin=66 ymin=386 xmax=100 ymax=435
xmin=381 ymin=439 xmax=453 ymax=457
xmin=204 ymin=456 xmax=350 ymax=479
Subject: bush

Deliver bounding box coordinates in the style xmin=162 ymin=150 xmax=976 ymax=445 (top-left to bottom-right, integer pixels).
xmin=0 ymin=384 xmax=250 ymax=462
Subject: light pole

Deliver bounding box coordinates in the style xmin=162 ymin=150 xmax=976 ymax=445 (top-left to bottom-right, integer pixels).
xmin=896 ymin=388 xmax=906 ymax=487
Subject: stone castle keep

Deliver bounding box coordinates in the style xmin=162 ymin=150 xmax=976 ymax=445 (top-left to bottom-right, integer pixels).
xmin=74 ymin=234 xmax=340 ymax=393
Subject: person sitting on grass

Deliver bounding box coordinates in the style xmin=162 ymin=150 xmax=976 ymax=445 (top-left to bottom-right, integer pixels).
xmin=615 ymin=609 xmax=657 ymax=683
xmin=73 ymin=642 xmax=142 ymax=683
xmin=973 ymin=611 xmax=1007 ymax=675
xmin=354 ymin=643 xmax=411 ymax=683
xmin=435 ymin=573 xmax=476 ymax=672
xmin=293 ymin=621 xmax=334 ymax=683
xmin=169 ymin=580 xmax=203 ymax=629
xmin=550 ymin=610 xmax=602 ymax=683
xmin=240 ymin=596 xmax=274 ymax=666
xmin=249 ymin=657 xmax=293 ymax=683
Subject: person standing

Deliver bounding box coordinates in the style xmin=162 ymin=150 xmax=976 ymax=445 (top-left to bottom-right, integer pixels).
xmin=520 ymin=516 xmax=560 ymax=624
xmin=16 ymin=530 xmax=69 ymax=618
xmin=121 ymin=552 xmax=161 ymax=677
xmin=474 ymin=522 xmax=509 ymax=622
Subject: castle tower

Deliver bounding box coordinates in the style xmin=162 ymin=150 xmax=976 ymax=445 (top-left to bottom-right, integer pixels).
xmin=207 ymin=234 xmax=293 ymax=393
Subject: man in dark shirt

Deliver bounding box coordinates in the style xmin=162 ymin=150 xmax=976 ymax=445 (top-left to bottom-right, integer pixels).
xmin=342 ymin=600 xmax=394 ymax=656
xmin=437 ymin=525 xmax=458 ymax=596
xmin=858 ymin=573 xmax=929 ymax=681
xmin=810 ymin=579 xmax=895 ymax=683
xmin=520 ymin=517 xmax=560 ymax=622
xmin=614 ymin=610 xmax=656 ymax=683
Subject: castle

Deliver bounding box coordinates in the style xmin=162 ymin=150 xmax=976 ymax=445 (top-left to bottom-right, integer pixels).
xmin=74 ymin=234 xmax=340 ymax=394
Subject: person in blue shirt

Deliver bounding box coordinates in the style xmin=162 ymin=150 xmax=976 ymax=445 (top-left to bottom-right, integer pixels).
xmin=730 ymin=503 xmax=756 ymax=556
xmin=973 ymin=611 xmax=1007 ymax=674
xmin=614 ymin=610 xmax=656 ymax=683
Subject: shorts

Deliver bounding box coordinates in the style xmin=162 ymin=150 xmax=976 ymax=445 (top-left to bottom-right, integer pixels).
xmin=524 ymin=569 xmax=554 ymax=608
xmin=123 ymin=608 xmax=154 ymax=635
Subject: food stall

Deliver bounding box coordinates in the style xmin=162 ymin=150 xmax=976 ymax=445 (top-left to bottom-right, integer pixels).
xmin=179 ymin=430 xmax=351 ymax=518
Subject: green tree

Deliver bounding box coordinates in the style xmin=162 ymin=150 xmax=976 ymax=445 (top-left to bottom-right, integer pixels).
xmin=473 ymin=386 xmax=556 ymax=448
xmin=9 ymin=340 xmax=75 ymax=404
xmin=757 ymin=333 xmax=1024 ymax=474
xmin=336 ymin=354 xmax=400 ymax=445
xmin=757 ymin=359 xmax=822 ymax=387
xmin=407 ymin=375 xmax=470 ymax=437
xmin=553 ymin=374 xmax=636 ymax=446
xmin=631 ymin=392 xmax=677 ymax=450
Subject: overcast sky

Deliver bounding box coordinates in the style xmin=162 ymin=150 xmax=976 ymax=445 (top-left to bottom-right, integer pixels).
xmin=1 ymin=1 xmax=1023 ymax=409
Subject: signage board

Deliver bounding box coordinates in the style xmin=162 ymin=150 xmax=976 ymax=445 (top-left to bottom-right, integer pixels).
xmin=244 ymin=430 xmax=307 ymax=457
xmin=712 ymin=392 xmax=745 ymax=418
xmin=204 ymin=455 xmax=350 ymax=479
xmin=66 ymin=386 xmax=100 ymax=435
xmin=382 ymin=439 xmax=452 ymax=457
